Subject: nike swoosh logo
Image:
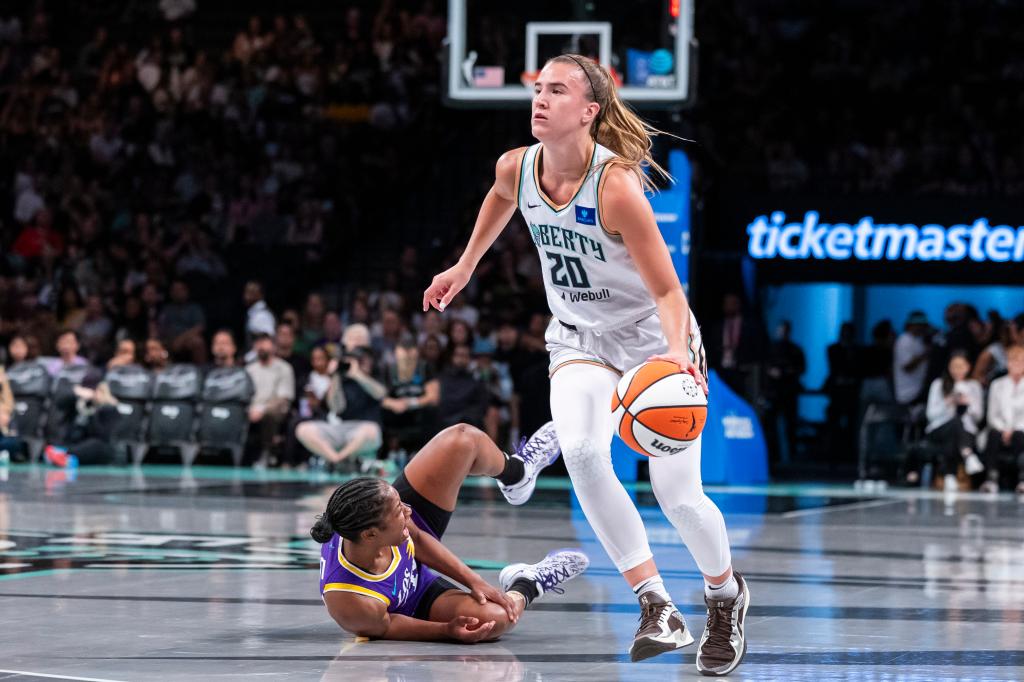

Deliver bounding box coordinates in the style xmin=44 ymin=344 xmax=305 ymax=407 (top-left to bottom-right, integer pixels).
xmin=527 ymin=203 xmax=540 ymax=208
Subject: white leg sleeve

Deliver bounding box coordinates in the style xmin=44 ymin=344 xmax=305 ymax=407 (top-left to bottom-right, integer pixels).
xmin=550 ymin=363 xmax=654 ymax=573
xmin=648 ymin=435 xmax=733 ymax=577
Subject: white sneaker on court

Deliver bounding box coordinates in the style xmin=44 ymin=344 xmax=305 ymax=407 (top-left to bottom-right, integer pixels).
xmin=498 ymin=421 xmax=561 ymax=506
xmin=499 ymin=548 xmax=589 ymax=597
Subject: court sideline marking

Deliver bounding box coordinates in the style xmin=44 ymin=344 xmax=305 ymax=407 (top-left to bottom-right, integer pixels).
xmin=0 ymin=670 xmax=130 ymax=682
xmin=781 ymin=498 xmax=901 ymax=518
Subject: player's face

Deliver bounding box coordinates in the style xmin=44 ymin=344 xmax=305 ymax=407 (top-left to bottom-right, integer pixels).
xmin=531 ymin=61 xmax=595 ymax=141
xmin=374 ymin=487 xmax=413 ymax=546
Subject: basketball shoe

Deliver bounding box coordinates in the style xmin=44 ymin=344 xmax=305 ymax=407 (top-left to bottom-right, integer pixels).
xmin=629 ymin=592 xmax=694 ymax=661
xmin=499 ymin=548 xmax=589 ymax=598
xmin=44 ymin=445 xmax=78 ymax=469
xmin=498 ymin=421 xmax=561 ymax=505
xmin=696 ymin=571 xmax=750 ymax=676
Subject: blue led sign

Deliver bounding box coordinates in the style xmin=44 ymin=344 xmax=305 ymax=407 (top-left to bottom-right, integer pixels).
xmin=748 ymin=211 xmax=1024 ymax=263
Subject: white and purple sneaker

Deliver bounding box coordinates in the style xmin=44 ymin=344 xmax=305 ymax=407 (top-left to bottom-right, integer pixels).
xmin=499 ymin=548 xmax=590 ymax=598
xmin=497 ymin=421 xmax=561 ymax=506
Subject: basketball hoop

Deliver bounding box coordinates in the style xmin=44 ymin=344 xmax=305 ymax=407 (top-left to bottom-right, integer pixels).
xmin=521 ymin=67 xmax=622 ymax=90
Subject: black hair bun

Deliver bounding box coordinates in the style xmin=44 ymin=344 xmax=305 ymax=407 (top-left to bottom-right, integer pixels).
xmin=310 ymin=516 xmax=334 ymax=544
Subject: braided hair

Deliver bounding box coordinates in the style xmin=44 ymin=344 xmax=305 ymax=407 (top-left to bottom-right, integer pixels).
xmin=310 ymin=477 xmax=391 ymax=543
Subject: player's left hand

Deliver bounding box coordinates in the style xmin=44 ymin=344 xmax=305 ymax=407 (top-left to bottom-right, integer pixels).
xmin=467 ymin=576 xmax=518 ymax=623
xmin=648 ymin=351 xmax=709 ymax=396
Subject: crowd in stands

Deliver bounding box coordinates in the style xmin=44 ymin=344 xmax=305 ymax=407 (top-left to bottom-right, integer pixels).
xmin=698 ymin=295 xmax=1024 ymax=494
xmin=1 ymin=271 xmax=556 ymax=471
xmin=695 ymin=0 xmax=1024 ymax=196
xmin=1 ymin=1 xmax=1022 ymax=495
xmin=801 ymin=304 xmax=1021 ymax=493
xmin=0 ymin=1 xmax=553 ymax=471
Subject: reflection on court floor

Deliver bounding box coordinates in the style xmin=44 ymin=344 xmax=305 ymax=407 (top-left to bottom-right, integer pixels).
xmin=1 ymin=465 xmax=1022 ymax=681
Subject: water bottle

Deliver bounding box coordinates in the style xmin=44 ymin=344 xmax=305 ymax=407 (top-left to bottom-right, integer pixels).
xmin=0 ymin=450 xmax=9 ymax=466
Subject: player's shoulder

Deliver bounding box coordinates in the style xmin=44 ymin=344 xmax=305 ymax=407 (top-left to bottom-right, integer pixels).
xmin=495 ymin=146 xmax=530 ymax=199
xmin=597 ymin=163 xmax=647 ymax=228
xmin=496 ymin=146 xmax=530 ymax=178
xmin=599 ymin=161 xmax=644 ymax=197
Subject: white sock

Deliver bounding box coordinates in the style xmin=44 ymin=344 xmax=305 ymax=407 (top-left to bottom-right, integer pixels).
xmin=632 ymin=575 xmax=672 ymax=603
xmin=705 ymin=574 xmax=739 ymax=600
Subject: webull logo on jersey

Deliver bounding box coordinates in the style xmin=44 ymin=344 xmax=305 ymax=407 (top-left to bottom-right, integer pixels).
xmin=563 ymin=288 xmax=611 ymax=302
xmin=528 ymin=223 xmax=607 ymax=262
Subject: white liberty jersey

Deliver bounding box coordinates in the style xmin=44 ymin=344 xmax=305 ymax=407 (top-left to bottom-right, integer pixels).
xmin=517 ymin=142 xmax=658 ymax=331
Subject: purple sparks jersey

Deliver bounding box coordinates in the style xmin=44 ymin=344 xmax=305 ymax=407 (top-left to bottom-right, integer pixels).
xmin=319 ymin=534 xmax=441 ymax=618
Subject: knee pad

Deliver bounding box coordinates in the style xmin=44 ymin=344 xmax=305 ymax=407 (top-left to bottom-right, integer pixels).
xmin=561 ymin=438 xmax=612 ymax=485
xmin=662 ymin=495 xmax=711 ymax=535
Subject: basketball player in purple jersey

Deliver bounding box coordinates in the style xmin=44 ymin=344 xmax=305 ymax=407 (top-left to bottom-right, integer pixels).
xmin=313 ymin=421 xmax=588 ymax=642
xmin=424 ymin=55 xmax=748 ymax=673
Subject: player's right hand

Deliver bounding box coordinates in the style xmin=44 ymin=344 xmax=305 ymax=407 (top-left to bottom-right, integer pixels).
xmin=423 ymin=264 xmax=471 ymax=312
xmin=444 ymin=615 xmax=496 ymax=643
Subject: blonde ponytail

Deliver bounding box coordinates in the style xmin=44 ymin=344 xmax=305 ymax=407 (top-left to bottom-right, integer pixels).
xmin=549 ymin=54 xmax=672 ymax=193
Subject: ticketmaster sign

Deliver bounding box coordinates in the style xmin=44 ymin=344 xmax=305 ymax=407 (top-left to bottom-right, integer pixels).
xmin=747 ymin=211 xmax=1024 ymax=263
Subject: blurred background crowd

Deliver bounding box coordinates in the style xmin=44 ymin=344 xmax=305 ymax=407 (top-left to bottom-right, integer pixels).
xmin=2 ymin=0 xmax=1023 ymax=492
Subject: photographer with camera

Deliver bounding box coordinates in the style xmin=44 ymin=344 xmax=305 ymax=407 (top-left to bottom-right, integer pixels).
xmin=294 ymin=344 xmax=387 ymax=469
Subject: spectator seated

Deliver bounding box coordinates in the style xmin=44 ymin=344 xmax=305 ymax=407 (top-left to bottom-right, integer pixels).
xmin=45 ymin=364 xmax=95 ymax=443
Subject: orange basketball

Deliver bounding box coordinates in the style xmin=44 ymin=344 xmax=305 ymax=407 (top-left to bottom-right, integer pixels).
xmin=611 ymin=360 xmax=707 ymax=457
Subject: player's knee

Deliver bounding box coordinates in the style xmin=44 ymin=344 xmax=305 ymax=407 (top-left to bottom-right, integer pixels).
xmin=478 ymin=602 xmax=514 ymax=635
xmin=662 ymin=494 xmax=715 ymax=533
xmin=561 ymin=437 xmax=612 ymax=482
xmin=440 ymin=423 xmax=484 ymax=455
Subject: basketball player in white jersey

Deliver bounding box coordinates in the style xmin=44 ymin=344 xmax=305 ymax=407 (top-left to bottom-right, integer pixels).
xmin=423 ymin=55 xmax=748 ymax=675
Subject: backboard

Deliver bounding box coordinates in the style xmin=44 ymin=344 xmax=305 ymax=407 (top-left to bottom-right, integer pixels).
xmin=445 ymin=0 xmax=696 ymax=108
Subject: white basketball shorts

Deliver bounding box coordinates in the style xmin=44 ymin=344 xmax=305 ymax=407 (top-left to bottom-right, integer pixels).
xmin=545 ymin=312 xmax=706 ymax=378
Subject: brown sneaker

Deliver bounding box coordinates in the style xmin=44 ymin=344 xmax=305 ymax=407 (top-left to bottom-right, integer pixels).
xmin=628 ymin=592 xmax=694 ymax=662
xmin=696 ymin=572 xmax=750 ymax=676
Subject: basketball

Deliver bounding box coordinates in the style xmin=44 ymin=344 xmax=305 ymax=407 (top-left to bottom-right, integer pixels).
xmin=611 ymin=360 xmax=707 ymax=457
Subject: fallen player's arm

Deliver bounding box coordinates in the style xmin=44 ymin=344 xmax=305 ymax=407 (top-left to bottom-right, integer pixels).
xmin=323 ymin=591 xmax=495 ymax=643
xmin=406 ymin=523 xmax=477 ymax=587
xmin=407 ymin=524 xmax=517 ymax=620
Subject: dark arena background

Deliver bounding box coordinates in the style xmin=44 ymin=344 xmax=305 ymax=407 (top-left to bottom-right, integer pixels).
xmin=0 ymin=1 xmax=1022 ymax=680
